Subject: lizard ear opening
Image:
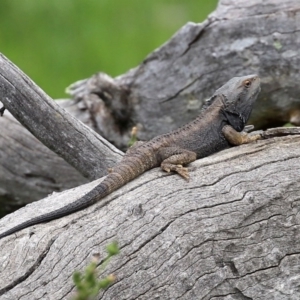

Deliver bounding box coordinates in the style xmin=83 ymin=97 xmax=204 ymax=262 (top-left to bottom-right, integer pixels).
xmin=202 ymin=95 xmax=219 ymax=110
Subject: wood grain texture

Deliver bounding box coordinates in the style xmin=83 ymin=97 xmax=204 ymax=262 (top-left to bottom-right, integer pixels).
xmin=0 ymin=135 xmax=299 ymax=299
xmin=0 ymin=111 xmax=89 ymax=216
xmin=1 ymin=0 xmax=300 ymax=209
xmin=0 ymin=0 xmax=300 ymax=297
xmin=0 ymin=54 xmax=123 ymax=180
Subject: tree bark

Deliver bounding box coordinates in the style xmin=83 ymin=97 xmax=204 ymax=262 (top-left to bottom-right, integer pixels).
xmin=1 ymin=0 xmax=300 ymax=212
xmin=0 ymin=110 xmax=88 ymax=216
xmin=1 ymin=0 xmax=300 ymax=297
xmin=0 ymin=135 xmax=299 ymax=299
xmin=0 ymin=54 xmax=123 ymax=180
xmin=0 ymin=62 xmax=123 ymax=215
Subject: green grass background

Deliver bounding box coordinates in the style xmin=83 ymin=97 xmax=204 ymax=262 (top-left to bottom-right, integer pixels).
xmin=0 ymin=0 xmax=217 ymax=99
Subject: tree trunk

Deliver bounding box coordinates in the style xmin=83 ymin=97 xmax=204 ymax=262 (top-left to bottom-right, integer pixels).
xmin=1 ymin=0 xmax=300 ymax=213
xmin=0 ymin=135 xmax=299 ymax=299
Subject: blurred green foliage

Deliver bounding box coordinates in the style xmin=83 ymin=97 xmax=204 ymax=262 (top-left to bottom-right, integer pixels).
xmin=0 ymin=0 xmax=217 ymax=98
xmin=73 ymin=242 xmax=119 ymax=300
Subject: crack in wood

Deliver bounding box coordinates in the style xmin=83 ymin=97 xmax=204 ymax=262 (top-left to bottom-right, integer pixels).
xmin=0 ymin=237 xmax=57 ymax=296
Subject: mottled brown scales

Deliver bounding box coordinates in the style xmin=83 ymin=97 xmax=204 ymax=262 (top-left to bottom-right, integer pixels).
xmin=0 ymin=75 xmax=262 ymax=239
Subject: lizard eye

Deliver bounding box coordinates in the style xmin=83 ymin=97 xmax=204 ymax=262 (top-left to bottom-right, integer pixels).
xmin=244 ymin=80 xmax=251 ymax=88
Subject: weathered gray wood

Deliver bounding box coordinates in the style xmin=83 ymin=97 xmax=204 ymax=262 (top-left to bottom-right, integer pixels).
xmin=262 ymin=126 xmax=300 ymax=138
xmin=0 ymin=1 xmax=300 ymax=297
xmin=0 ymin=135 xmax=299 ymax=300
xmin=125 ymin=0 xmax=300 ymax=132
xmin=1 ymin=0 xmax=300 ymax=210
xmin=0 ymin=54 xmax=123 ymax=180
xmin=0 ymin=97 xmax=126 ymax=215
xmin=0 ymin=110 xmax=88 ymax=216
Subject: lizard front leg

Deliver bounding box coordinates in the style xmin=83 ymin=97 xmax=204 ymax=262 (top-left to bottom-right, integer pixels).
xmin=158 ymin=147 xmax=197 ymax=180
xmin=222 ymin=125 xmax=262 ymax=145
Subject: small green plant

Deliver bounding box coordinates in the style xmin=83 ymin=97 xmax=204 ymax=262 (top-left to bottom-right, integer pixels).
xmin=72 ymin=241 xmax=120 ymax=300
xmin=128 ymin=126 xmax=138 ymax=147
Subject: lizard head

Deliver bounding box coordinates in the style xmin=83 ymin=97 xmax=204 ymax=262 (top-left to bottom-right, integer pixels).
xmin=215 ymin=74 xmax=261 ymax=132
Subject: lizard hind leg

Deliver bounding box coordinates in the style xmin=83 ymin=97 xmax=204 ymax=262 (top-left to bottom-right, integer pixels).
xmin=158 ymin=147 xmax=197 ymax=180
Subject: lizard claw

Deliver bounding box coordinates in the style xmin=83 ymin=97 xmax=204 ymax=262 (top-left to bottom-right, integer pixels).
xmin=175 ymin=166 xmax=190 ymax=180
xmin=161 ymin=163 xmax=190 ymax=180
xmin=163 ymin=167 xmax=171 ymax=173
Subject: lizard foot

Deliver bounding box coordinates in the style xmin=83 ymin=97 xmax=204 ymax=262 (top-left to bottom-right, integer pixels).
xmin=247 ymin=132 xmax=263 ymax=143
xmin=175 ymin=165 xmax=190 ymax=180
xmin=161 ymin=163 xmax=190 ymax=180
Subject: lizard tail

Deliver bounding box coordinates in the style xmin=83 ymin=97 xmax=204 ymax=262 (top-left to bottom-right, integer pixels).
xmin=0 ymin=156 xmax=154 ymax=239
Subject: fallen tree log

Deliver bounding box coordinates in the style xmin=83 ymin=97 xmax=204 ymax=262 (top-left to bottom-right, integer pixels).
xmin=0 ymin=135 xmax=300 ymax=299
xmin=1 ymin=0 xmax=300 ymax=211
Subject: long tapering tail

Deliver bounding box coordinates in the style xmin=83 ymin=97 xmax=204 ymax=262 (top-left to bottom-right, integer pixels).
xmin=0 ymin=184 xmax=109 ymax=239
xmin=0 ymin=154 xmax=155 ymax=239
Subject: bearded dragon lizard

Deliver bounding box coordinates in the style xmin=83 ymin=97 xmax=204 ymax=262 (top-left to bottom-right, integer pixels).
xmin=0 ymin=74 xmax=261 ymax=239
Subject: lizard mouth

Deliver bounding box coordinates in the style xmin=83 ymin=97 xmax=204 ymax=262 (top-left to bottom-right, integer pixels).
xmin=251 ymin=86 xmax=261 ymax=101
